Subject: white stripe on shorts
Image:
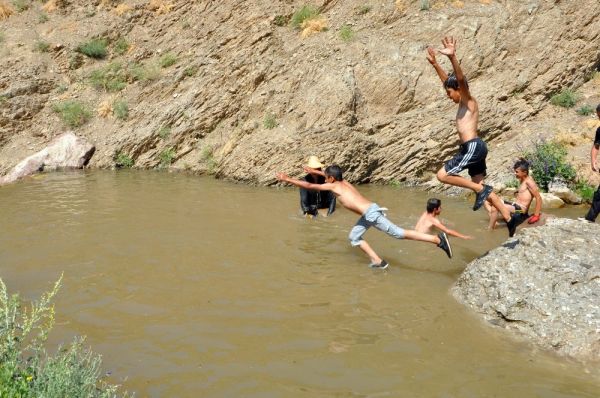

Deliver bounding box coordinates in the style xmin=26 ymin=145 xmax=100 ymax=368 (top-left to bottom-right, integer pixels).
xmin=448 ymin=141 xmax=476 ymax=175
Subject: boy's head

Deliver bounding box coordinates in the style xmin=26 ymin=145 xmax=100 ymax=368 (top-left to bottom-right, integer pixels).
xmin=426 ymin=198 xmax=442 ymax=214
xmin=513 ymin=158 xmax=530 ymax=179
xmin=443 ymin=73 xmax=467 ymax=104
xmin=324 ymin=165 xmax=343 ymax=182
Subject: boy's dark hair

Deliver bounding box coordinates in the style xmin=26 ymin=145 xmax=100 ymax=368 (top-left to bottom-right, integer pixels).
xmin=426 ymin=198 xmax=441 ymax=213
xmin=513 ymin=158 xmax=530 ymax=173
xmin=596 ymin=103 xmax=600 ymax=112
xmin=443 ymin=72 xmax=468 ymax=91
xmin=324 ymin=165 xmax=343 ymax=181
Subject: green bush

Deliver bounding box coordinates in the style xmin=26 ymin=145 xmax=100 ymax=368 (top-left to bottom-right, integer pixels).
xmin=420 ymin=0 xmax=430 ymax=10
xmin=38 ymin=12 xmax=49 ymax=23
xmin=114 ymin=152 xmax=134 ymax=168
xmin=356 ymin=5 xmax=371 ymax=15
xmin=34 ymin=40 xmax=50 ymax=53
xmin=113 ymin=37 xmax=129 ymax=55
xmin=52 ymin=101 xmax=91 ymax=127
xmin=158 ymin=125 xmax=171 ymax=139
xmin=291 ymin=5 xmax=319 ymax=28
xmin=576 ymin=104 xmax=594 ymax=116
xmin=130 ymin=62 xmax=160 ymax=82
xmin=159 ymin=147 xmax=176 ymax=168
xmin=113 ymin=99 xmax=128 ymax=120
xmin=0 ymin=276 xmax=128 ymax=397
xmin=89 ymin=62 xmax=128 ymax=92
xmin=12 ymin=0 xmax=29 ymax=12
xmin=76 ymin=38 xmax=108 ymax=59
xmin=573 ymin=180 xmax=595 ymax=203
xmin=550 ymin=89 xmax=578 ymax=108
xmin=263 ymin=113 xmax=278 ymax=129
xmin=183 ymin=66 xmax=198 ymax=77
xmin=159 ymin=53 xmax=177 ymax=68
xmin=339 ymin=24 xmax=354 ymax=41
xmin=273 ymin=15 xmax=288 ymax=26
xmin=523 ymin=140 xmax=576 ymax=192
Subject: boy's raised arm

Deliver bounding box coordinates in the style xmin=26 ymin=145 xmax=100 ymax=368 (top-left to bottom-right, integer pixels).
xmin=438 ymin=36 xmax=471 ymax=100
xmin=426 ymin=46 xmax=448 ymax=84
xmin=276 ymin=172 xmax=332 ymax=191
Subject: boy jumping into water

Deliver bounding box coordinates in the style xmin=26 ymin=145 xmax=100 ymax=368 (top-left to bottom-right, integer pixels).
xmin=426 ymin=37 xmax=518 ymax=236
xmin=415 ymin=198 xmax=473 ymax=240
xmin=276 ymin=165 xmax=453 ymax=269
xmin=485 ymin=159 xmax=542 ymax=230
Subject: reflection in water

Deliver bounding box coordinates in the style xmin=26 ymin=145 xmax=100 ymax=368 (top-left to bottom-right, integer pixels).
xmin=0 ymin=171 xmax=597 ymax=397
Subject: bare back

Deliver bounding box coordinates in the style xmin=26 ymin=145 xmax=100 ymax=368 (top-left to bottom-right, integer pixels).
xmin=456 ymin=97 xmax=479 ymax=143
xmin=328 ymin=180 xmax=373 ymax=216
xmin=414 ymin=212 xmax=435 ymax=234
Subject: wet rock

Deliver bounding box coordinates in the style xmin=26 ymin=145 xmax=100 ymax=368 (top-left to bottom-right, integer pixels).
xmin=0 ymin=133 xmax=95 ymax=185
xmin=452 ymin=218 xmax=600 ymax=363
xmin=537 ymin=193 xmax=565 ymax=209
xmin=549 ymin=181 xmax=583 ymax=205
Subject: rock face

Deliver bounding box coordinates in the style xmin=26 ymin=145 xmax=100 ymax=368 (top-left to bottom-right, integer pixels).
xmin=452 ymin=218 xmax=600 ymax=363
xmin=0 ymin=1 xmax=598 ymax=185
xmin=0 ymin=133 xmax=95 ymax=185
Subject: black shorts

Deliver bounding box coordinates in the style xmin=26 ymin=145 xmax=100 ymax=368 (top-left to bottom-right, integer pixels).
xmin=444 ymin=138 xmax=487 ymax=177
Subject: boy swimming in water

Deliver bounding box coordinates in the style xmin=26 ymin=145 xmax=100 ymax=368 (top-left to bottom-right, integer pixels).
xmin=276 ymin=165 xmax=453 ymax=268
xmin=426 ymin=36 xmax=518 ymax=236
xmin=485 ymin=159 xmax=543 ymax=230
xmin=415 ymin=198 xmax=473 ymax=240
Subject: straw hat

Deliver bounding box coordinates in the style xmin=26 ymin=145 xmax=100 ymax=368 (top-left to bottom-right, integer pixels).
xmin=306 ymin=155 xmax=324 ymax=169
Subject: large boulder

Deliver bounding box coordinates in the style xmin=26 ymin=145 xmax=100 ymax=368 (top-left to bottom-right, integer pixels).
xmin=0 ymin=133 xmax=95 ymax=185
xmin=452 ymin=218 xmax=600 ymax=363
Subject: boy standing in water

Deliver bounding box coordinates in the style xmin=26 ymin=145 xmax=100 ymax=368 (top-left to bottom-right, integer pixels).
xmin=415 ymin=198 xmax=473 ymax=240
xmin=426 ymin=36 xmax=517 ymax=236
xmin=583 ymin=104 xmax=600 ymax=222
xmin=485 ymin=159 xmax=543 ymax=230
xmin=276 ymin=165 xmax=453 ymax=269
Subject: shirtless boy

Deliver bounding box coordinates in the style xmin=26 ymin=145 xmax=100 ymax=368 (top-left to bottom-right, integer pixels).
xmin=426 ymin=36 xmax=518 ymax=236
xmin=276 ymin=165 xmax=453 ymax=268
xmin=415 ymin=198 xmax=473 ymax=241
xmin=485 ymin=159 xmax=542 ymax=230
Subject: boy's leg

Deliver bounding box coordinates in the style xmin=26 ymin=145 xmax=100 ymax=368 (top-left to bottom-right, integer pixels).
xmin=357 ymin=241 xmax=382 ymax=265
xmin=585 ymin=185 xmax=600 ymax=222
xmin=349 ymin=218 xmax=382 ymax=264
xmin=437 ymin=167 xmax=483 ymax=192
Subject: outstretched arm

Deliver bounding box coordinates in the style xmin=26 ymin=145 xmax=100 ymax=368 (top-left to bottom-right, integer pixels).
xmin=303 ymin=166 xmax=326 ymax=177
xmin=432 ymin=218 xmax=473 ymax=240
xmin=438 ymin=36 xmax=471 ymax=100
xmin=426 ymin=46 xmax=448 ymax=84
xmin=277 ymin=172 xmax=334 ymax=191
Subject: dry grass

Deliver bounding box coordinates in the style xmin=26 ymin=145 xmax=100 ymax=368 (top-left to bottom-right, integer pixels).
xmin=113 ymin=3 xmax=133 ymax=15
xmin=97 ymin=98 xmax=113 ymax=118
xmin=553 ymin=130 xmax=587 ymax=147
xmin=147 ymin=0 xmax=173 ymax=14
xmin=41 ymin=0 xmax=64 ymax=13
xmin=0 ymin=1 xmax=14 ymax=19
xmin=300 ymin=17 xmax=327 ymax=38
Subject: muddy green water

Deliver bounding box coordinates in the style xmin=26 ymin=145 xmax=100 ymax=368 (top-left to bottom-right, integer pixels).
xmin=0 ymin=171 xmax=597 ymax=397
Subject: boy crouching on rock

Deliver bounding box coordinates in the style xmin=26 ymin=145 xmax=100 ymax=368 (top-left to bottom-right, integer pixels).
xmin=276 ymin=165 xmax=453 ymax=269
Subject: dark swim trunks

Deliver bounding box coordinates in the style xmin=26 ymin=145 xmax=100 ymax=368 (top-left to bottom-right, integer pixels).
xmin=503 ymin=200 xmax=529 ymax=226
xmin=444 ymin=137 xmax=488 ymax=177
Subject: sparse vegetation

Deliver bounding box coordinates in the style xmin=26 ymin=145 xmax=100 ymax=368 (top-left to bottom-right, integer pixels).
xmin=573 ymin=179 xmax=595 ymax=203
xmin=56 ymin=84 xmax=68 ymax=94
xmin=419 ymin=0 xmax=430 ymax=11
xmin=113 ymin=99 xmax=128 ymax=120
xmin=34 ymin=40 xmax=50 ymax=53
xmin=273 ymin=15 xmax=288 ymax=26
xmin=114 ymin=152 xmax=134 ymax=168
xmin=52 ymin=100 xmax=91 ymax=127
xmin=182 ymin=21 xmax=191 ymax=29
xmin=158 ymin=125 xmax=171 ymax=139
xmin=0 ymin=276 xmax=128 ymax=397
xmin=523 ymin=140 xmax=576 ymax=192
xmin=159 ymin=52 xmax=177 ymax=68
xmin=550 ymin=89 xmax=578 ymax=108
xmin=38 ymin=12 xmax=49 ymax=23
xmin=159 ymin=147 xmax=176 ymax=168
xmin=12 ymin=0 xmax=28 ymax=12
xmin=505 ymin=178 xmax=520 ymax=189
xmin=291 ymin=5 xmax=319 ymax=29
xmin=76 ymin=38 xmax=108 ymax=59
xmin=113 ymin=37 xmax=129 ymax=55
xmin=356 ymin=5 xmax=371 ymax=15
xmin=201 ymin=145 xmax=218 ymax=173
xmin=130 ymin=62 xmax=161 ymax=82
xmin=183 ymin=66 xmax=198 ymax=77
xmin=339 ymin=24 xmax=354 ymax=41
xmin=263 ymin=113 xmax=278 ymax=129
xmin=89 ymin=62 xmax=128 ymax=92
xmin=576 ymin=104 xmax=594 ymax=116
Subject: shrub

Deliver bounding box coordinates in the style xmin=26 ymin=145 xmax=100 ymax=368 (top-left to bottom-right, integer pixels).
xmin=183 ymin=66 xmax=198 ymax=77
xmin=113 ymin=99 xmax=128 ymax=120
xmin=201 ymin=145 xmax=217 ymax=173
xmin=263 ymin=113 xmax=278 ymax=129
xmin=356 ymin=5 xmax=371 ymax=15
xmin=550 ymin=89 xmax=577 ymax=108
xmin=159 ymin=52 xmax=177 ymax=68
xmin=523 ymin=140 xmax=576 ymax=192
xmin=34 ymin=40 xmax=50 ymax=53
xmin=419 ymin=0 xmax=430 ymax=10
xmin=113 ymin=37 xmax=129 ymax=55
xmin=0 ymin=276 xmax=128 ymax=397
xmin=573 ymin=179 xmax=595 ymax=203
xmin=159 ymin=147 xmax=176 ymax=167
xmin=76 ymin=38 xmax=108 ymax=59
xmin=52 ymin=101 xmax=91 ymax=127
xmin=273 ymin=15 xmax=287 ymax=26
xmin=89 ymin=62 xmax=128 ymax=92
xmin=114 ymin=152 xmax=134 ymax=168
xmin=339 ymin=24 xmax=354 ymax=41
xmin=158 ymin=125 xmax=171 ymax=139
xmin=576 ymin=104 xmax=594 ymax=116
xmin=291 ymin=5 xmax=319 ymax=28
xmin=12 ymin=0 xmax=28 ymax=12
xmin=130 ymin=62 xmax=160 ymax=82
xmin=38 ymin=12 xmax=49 ymax=23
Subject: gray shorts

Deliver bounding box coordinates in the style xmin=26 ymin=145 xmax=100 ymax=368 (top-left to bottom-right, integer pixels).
xmin=349 ymin=203 xmax=405 ymax=246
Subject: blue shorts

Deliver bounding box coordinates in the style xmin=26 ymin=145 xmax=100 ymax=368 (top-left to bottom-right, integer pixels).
xmin=349 ymin=203 xmax=405 ymax=246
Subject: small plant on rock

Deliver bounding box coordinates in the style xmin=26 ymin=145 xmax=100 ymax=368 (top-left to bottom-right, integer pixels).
xmin=34 ymin=40 xmax=50 ymax=53
xmin=113 ymin=37 xmax=129 ymax=55
xmin=12 ymin=0 xmax=28 ymax=12
xmin=273 ymin=15 xmax=288 ymax=26
xmin=183 ymin=66 xmax=198 ymax=77
xmin=159 ymin=52 xmax=177 ymax=68
xmin=38 ymin=12 xmax=49 ymax=23
xmin=52 ymin=100 xmax=91 ymax=127
xmin=157 ymin=125 xmax=171 ymax=139
xmin=550 ymin=89 xmax=578 ymax=108
xmin=89 ymin=62 xmax=128 ymax=92
xmin=114 ymin=152 xmax=134 ymax=168
xmin=76 ymin=38 xmax=108 ymax=59
xmin=576 ymin=104 xmax=594 ymax=116
xmin=159 ymin=147 xmax=176 ymax=168
xmin=263 ymin=113 xmax=278 ymax=129
xmin=291 ymin=5 xmax=319 ymax=28
xmin=130 ymin=62 xmax=161 ymax=82
xmin=339 ymin=24 xmax=354 ymax=41
xmin=419 ymin=0 xmax=430 ymax=11
xmin=113 ymin=99 xmax=128 ymax=120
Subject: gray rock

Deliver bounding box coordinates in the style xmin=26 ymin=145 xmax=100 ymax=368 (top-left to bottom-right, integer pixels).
xmin=452 ymin=218 xmax=600 ymax=363
xmin=0 ymin=133 xmax=95 ymax=185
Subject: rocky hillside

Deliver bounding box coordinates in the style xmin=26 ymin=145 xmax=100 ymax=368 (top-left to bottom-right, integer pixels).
xmin=0 ymin=0 xmax=599 ymax=186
